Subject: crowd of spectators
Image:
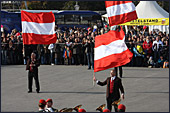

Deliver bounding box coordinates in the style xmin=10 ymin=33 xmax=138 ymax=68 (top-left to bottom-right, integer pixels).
xmin=125 ymin=26 xmax=169 ymax=68
xmin=1 ymin=25 xmax=169 ymax=68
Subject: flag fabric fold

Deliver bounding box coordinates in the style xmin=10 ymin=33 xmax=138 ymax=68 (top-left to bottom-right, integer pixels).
xmin=105 ymin=1 xmax=138 ymax=26
xmin=21 ymin=10 xmax=57 ymax=45
xmin=94 ymin=27 xmax=133 ymax=72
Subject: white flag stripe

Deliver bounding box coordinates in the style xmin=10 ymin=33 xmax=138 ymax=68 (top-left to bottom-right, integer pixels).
xmin=106 ymin=2 xmax=136 ymax=17
xmin=94 ymin=39 xmax=127 ymax=60
xmin=22 ymin=21 xmax=55 ymax=35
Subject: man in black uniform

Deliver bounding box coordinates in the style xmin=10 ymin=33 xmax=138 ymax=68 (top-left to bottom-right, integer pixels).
xmin=94 ymin=69 xmax=124 ymax=112
xmin=26 ymin=52 xmax=40 ymax=93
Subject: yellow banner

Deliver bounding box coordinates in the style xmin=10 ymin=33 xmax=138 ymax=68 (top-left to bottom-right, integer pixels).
xmin=120 ymin=18 xmax=169 ymax=25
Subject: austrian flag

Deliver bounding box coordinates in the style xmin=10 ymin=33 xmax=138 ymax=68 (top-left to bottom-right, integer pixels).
xmin=105 ymin=1 xmax=138 ymax=26
xmin=21 ymin=10 xmax=57 ymax=44
xmin=94 ymin=27 xmax=133 ymax=72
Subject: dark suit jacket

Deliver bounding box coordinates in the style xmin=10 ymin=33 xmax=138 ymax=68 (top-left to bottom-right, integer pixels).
xmin=26 ymin=58 xmax=40 ymax=75
xmin=97 ymin=77 xmax=124 ymax=100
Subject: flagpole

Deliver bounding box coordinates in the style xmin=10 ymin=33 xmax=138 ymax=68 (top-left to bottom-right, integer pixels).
xmin=93 ymin=71 xmax=95 ymax=87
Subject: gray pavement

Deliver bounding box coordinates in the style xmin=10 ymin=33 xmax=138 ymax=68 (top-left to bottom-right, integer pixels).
xmin=1 ymin=65 xmax=169 ymax=112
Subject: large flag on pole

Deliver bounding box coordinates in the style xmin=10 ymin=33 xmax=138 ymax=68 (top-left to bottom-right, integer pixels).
xmin=105 ymin=1 xmax=138 ymax=26
xmin=21 ymin=10 xmax=57 ymax=45
xmin=94 ymin=27 xmax=133 ymax=72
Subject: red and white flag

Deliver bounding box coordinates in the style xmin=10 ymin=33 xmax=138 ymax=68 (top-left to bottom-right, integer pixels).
xmin=105 ymin=1 xmax=138 ymax=26
xmin=94 ymin=27 xmax=133 ymax=72
xmin=21 ymin=10 xmax=57 ymax=45
xmin=1 ymin=25 xmax=3 ymax=32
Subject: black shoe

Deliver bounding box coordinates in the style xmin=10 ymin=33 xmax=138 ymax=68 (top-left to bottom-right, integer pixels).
xmin=36 ymin=90 xmax=40 ymax=93
xmin=28 ymin=91 xmax=32 ymax=93
xmin=87 ymin=68 xmax=91 ymax=70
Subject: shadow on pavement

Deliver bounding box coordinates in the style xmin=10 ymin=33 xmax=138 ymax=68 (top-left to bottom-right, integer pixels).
xmin=123 ymin=77 xmax=168 ymax=79
xmin=39 ymin=91 xmax=105 ymax=94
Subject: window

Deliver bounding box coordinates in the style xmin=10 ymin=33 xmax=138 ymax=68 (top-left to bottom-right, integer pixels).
xmin=64 ymin=14 xmax=80 ymax=24
xmin=55 ymin=14 xmax=64 ymax=24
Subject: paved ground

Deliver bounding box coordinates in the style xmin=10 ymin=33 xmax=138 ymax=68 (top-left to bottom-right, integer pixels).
xmin=1 ymin=65 xmax=169 ymax=112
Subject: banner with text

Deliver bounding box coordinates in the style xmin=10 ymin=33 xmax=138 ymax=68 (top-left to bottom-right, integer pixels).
xmin=120 ymin=18 xmax=169 ymax=25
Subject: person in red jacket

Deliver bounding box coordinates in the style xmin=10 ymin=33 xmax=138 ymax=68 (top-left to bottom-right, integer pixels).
xmin=143 ymin=36 xmax=152 ymax=56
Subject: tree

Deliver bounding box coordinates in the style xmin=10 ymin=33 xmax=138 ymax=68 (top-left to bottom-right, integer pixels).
xmin=20 ymin=1 xmax=169 ymax=13
xmin=62 ymin=1 xmax=75 ymax=10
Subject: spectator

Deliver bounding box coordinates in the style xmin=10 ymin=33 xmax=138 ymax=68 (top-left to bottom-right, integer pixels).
xmin=147 ymin=56 xmax=155 ymax=68
xmin=143 ymin=36 xmax=153 ymax=56
xmin=84 ymin=39 xmax=93 ymax=70
xmin=156 ymin=56 xmax=165 ymax=68
xmin=37 ymin=44 xmax=45 ymax=65
xmin=48 ymin=43 xmax=55 ymax=65
xmin=152 ymin=36 xmax=163 ymax=62
xmin=64 ymin=46 xmax=72 ymax=65
xmin=81 ymin=38 xmax=87 ymax=65
xmin=1 ymin=37 xmax=8 ymax=64
xmin=72 ymin=38 xmax=81 ymax=65
xmin=163 ymin=60 xmax=169 ymax=68
xmin=44 ymin=45 xmax=50 ymax=64
xmin=66 ymin=38 xmax=72 ymax=47
xmin=54 ymin=39 xmax=61 ymax=65
xmin=161 ymin=39 xmax=169 ymax=60
xmin=15 ymin=38 xmax=23 ymax=64
xmin=127 ymin=41 xmax=134 ymax=67
xmin=8 ymin=40 xmax=15 ymax=64
xmin=133 ymin=43 xmax=144 ymax=66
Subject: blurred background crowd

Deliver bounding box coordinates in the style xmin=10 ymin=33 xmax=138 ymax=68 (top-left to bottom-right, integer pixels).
xmin=1 ymin=25 xmax=169 ymax=68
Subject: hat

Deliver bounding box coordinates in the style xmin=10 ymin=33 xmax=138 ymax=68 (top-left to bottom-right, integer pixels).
xmin=118 ymin=104 xmax=126 ymax=111
xmin=78 ymin=109 xmax=86 ymax=112
xmin=39 ymin=99 xmax=46 ymax=105
xmin=103 ymin=109 xmax=110 ymax=112
xmin=46 ymin=98 xmax=52 ymax=103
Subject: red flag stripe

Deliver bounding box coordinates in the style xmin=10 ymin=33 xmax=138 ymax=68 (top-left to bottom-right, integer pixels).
xmin=94 ymin=49 xmax=133 ymax=72
xmin=22 ymin=33 xmax=57 ymax=45
xmin=95 ymin=29 xmax=124 ymax=48
xmin=21 ymin=10 xmax=55 ymax=23
xmin=105 ymin=1 xmax=132 ymax=8
xmin=108 ymin=10 xmax=137 ymax=26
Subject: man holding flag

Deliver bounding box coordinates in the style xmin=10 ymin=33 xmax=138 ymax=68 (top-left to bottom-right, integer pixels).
xmin=93 ymin=1 xmax=138 ymax=112
xmin=21 ymin=10 xmax=57 ymax=93
xmin=93 ymin=69 xmax=124 ymax=112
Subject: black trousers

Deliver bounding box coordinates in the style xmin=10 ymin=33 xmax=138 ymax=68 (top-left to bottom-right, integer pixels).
xmin=115 ymin=66 xmax=123 ymax=78
xmin=107 ymin=96 xmax=118 ymax=112
xmin=28 ymin=72 xmax=40 ymax=92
